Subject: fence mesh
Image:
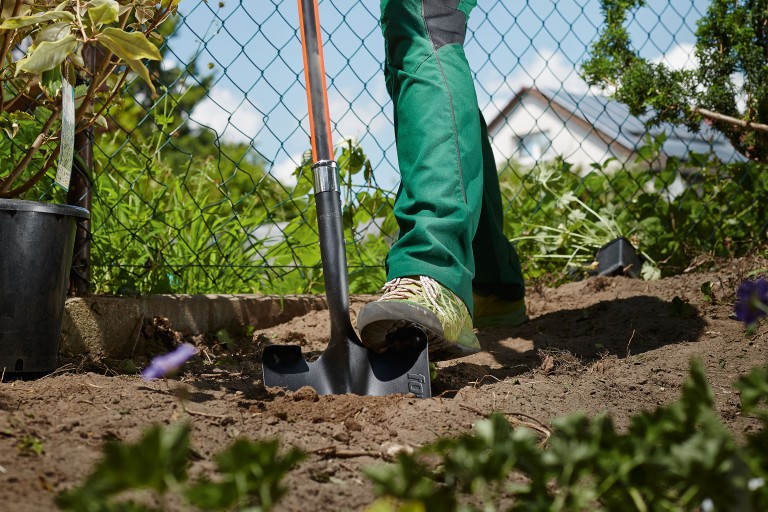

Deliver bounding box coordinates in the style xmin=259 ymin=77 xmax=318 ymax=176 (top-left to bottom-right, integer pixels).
xmin=71 ymin=0 xmax=760 ymax=294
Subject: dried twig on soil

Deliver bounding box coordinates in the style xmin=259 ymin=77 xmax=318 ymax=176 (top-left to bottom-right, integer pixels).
xmin=434 ymin=388 xmax=462 ymax=398
xmin=36 ymin=363 xmax=78 ymax=381
xmin=459 ymin=404 xmax=552 ymax=446
xmin=198 ymin=372 xmax=243 ymax=378
xmin=472 ymin=374 xmax=503 ymax=387
xmin=130 ymin=314 xmax=145 ymax=357
xmin=626 ymin=329 xmax=636 ymax=358
xmin=311 ymin=445 xmax=380 ymax=459
xmin=199 ymin=347 xmax=214 ymax=365
xmin=536 ymin=348 xmax=585 ymax=376
xmin=504 ymin=412 xmax=552 ymax=445
xmin=183 ymin=408 xmax=228 ymax=419
xmin=683 ymin=254 xmax=715 ymax=273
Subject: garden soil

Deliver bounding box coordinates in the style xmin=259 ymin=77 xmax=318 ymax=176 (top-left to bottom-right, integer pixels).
xmin=2 ymin=256 xmax=768 ymax=511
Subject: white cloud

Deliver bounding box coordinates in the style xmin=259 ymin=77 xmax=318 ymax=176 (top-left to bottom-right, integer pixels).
xmin=189 ymin=88 xmax=262 ymax=144
xmin=480 ymin=50 xmax=594 ymax=119
xmin=513 ymin=50 xmax=591 ymax=93
xmin=160 ymin=57 xmax=178 ymax=71
xmin=327 ymin=82 xmax=392 ymax=143
xmin=270 ymin=155 xmax=301 ymax=187
xmin=479 ymin=44 xmax=699 ymax=121
xmin=482 ymin=43 xmax=699 ymax=114
xmin=652 ymin=43 xmax=697 ymax=70
xmin=732 ymin=73 xmax=746 ymax=114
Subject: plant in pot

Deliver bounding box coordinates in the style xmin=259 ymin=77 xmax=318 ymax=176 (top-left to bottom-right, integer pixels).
xmin=0 ymin=0 xmax=176 ymax=375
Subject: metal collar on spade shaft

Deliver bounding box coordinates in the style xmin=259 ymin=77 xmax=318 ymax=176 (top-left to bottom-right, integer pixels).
xmin=312 ymin=160 xmax=339 ymax=193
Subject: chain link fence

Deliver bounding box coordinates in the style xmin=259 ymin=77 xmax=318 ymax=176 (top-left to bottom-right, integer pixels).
xmin=85 ymin=0 xmax=760 ymax=295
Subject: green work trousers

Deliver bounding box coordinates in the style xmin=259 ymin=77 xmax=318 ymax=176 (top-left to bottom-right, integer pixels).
xmin=381 ymin=0 xmax=525 ymax=315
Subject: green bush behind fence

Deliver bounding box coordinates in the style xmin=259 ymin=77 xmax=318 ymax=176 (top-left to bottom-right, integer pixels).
xmin=10 ymin=0 xmax=765 ymax=294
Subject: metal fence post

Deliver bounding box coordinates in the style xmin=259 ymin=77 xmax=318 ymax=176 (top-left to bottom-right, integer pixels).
xmin=67 ymin=45 xmax=96 ymax=296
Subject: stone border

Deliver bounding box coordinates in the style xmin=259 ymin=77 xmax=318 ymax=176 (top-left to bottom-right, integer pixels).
xmin=60 ymin=295 xmax=330 ymax=359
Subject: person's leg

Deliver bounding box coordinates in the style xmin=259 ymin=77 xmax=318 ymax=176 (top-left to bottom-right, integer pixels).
xmin=357 ymin=0 xmax=483 ymax=361
xmin=471 ymin=113 xmax=528 ymax=327
xmin=380 ymin=0 xmax=482 ymax=311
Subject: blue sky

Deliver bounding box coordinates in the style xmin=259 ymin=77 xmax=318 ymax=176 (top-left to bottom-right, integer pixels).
xmin=164 ymin=0 xmax=709 ymax=189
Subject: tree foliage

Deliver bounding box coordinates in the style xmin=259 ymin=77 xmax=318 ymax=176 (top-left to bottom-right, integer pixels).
xmin=583 ymin=0 xmax=768 ymax=163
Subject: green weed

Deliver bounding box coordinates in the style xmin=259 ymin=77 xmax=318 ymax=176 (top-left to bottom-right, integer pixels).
xmin=17 ymin=435 xmax=44 ymax=456
xmin=367 ymin=360 xmax=768 ymax=511
xmin=56 ymin=423 xmax=304 ymax=512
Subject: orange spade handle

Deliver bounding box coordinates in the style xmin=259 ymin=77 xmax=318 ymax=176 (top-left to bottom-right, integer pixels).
xmin=298 ymin=0 xmax=334 ymax=162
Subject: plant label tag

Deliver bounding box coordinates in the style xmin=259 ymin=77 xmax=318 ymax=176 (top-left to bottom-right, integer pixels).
xmin=55 ymin=79 xmax=75 ymax=191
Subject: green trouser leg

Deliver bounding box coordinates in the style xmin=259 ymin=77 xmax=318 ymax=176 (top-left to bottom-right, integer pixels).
xmin=381 ymin=0 xmax=524 ymax=316
xmin=472 ymin=113 xmax=526 ymax=302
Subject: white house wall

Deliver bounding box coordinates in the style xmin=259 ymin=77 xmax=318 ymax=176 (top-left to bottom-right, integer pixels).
xmin=489 ymin=95 xmax=631 ymax=171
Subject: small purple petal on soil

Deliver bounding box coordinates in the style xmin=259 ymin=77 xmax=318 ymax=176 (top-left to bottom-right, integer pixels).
xmin=141 ymin=343 xmax=197 ymax=381
xmin=734 ymin=278 xmax=768 ymax=326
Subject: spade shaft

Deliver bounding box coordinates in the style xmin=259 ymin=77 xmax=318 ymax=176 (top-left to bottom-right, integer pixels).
xmin=299 ymin=0 xmax=333 ymax=163
xmin=261 ymin=0 xmax=432 ymax=397
xmin=299 ymin=0 xmax=349 ymax=337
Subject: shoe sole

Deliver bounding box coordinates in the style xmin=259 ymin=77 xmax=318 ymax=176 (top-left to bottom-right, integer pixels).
xmin=356 ymin=301 xmax=480 ymax=362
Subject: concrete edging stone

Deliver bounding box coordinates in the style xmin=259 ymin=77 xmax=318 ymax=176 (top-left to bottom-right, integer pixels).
xmin=60 ymin=294 xmax=330 ymax=360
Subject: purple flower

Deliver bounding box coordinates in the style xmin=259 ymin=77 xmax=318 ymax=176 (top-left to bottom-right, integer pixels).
xmin=141 ymin=343 xmax=197 ymax=381
xmin=734 ymin=278 xmax=768 ymax=326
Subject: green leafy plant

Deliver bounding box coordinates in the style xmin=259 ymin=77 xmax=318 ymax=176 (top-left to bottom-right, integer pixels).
xmin=90 ymin=137 xmax=395 ymax=295
xmin=367 ymin=360 xmax=768 ymax=511
xmin=185 ymin=438 xmax=305 ymax=511
xmin=502 ymin=156 xmax=661 ymax=281
xmin=272 ymin=139 xmax=396 ymax=295
xmin=0 ymin=0 xmax=177 ymax=198
xmin=500 ymin=142 xmax=768 ymax=283
xmin=17 ymin=434 xmax=44 ymax=456
xmin=93 ymin=128 xmax=768 ymax=294
xmin=56 ymin=423 xmax=305 ymax=512
xmin=89 ymin=135 xmax=276 ymax=295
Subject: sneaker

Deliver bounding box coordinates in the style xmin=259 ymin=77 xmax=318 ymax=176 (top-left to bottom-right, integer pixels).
xmin=356 ymin=276 xmax=480 ymax=361
xmin=473 ymin=292 xmax=528 ymax=329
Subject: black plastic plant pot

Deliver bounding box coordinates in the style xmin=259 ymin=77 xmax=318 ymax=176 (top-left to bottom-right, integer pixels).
xmin=0 ymin=199 xmax=89 ymax=377
xmin=595 ymin=236 xmax=642 ymax=278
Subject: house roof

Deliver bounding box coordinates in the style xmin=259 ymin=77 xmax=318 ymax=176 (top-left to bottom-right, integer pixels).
xmin=488 ymin=87 xmax=745 ymax=163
